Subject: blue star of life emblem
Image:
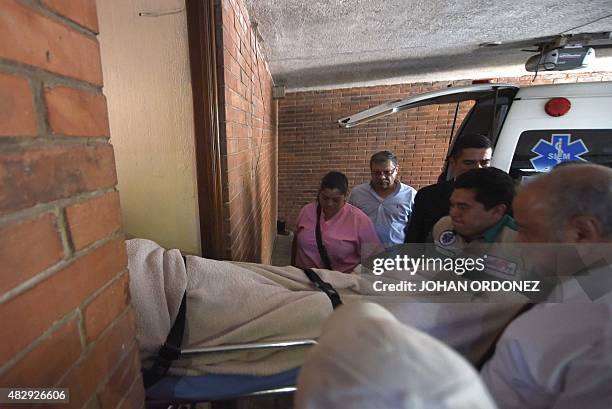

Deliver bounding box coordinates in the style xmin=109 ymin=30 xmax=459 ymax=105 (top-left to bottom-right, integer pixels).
xmin=530 ymin=134 xmax=589 ymax=172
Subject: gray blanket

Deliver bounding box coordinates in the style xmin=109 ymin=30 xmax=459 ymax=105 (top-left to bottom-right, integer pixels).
xmin=127 ymin=239 xmax=369 ymax=375
xmin=127 ymin=239 xmax=525 ymax=376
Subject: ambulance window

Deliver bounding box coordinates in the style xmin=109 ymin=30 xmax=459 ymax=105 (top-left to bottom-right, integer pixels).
xmin=441 ymin=93 xmax=515 ymax=180
xmin=455 ymin=97 xmax=510 ymax=141
xmin=509 ymin=129 xmax=612 ymax=183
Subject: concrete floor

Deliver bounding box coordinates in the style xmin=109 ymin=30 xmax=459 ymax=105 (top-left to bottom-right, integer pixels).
xmin=270 ymin=232 xmax=293 ymax=267
xmin=209 ymin=393 xmax=293 ymax=409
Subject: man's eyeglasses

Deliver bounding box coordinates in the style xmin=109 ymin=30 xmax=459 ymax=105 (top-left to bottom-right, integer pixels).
xmin=371 ymin=167 xmax=397 ymax=177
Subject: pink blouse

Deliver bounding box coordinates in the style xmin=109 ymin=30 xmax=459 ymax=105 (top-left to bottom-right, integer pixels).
xmin=294 ymin=202 xmax=383 ymax=273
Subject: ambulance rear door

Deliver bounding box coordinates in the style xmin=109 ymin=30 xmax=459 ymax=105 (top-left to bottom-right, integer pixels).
xmin=492 ymin=81 xmax=612 ymax=179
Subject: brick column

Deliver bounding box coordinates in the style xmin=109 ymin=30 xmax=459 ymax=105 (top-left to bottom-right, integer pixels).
xmin=0 ymin=1 xmax=143 ymax=408
xmin=216 ymin=0 xmax=278 ymax=263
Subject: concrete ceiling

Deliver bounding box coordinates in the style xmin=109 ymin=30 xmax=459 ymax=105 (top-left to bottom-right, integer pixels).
xmin=244 ymin=0 xmax=612 ymax=91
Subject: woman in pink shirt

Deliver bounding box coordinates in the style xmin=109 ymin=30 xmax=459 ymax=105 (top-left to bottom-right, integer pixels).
xmin=292 ymin=171 xmax=383 ymax=273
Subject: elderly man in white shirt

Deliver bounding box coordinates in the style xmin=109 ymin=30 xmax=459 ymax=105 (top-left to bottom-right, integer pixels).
xmin=480 ymin=163 xmax=612 ymax=409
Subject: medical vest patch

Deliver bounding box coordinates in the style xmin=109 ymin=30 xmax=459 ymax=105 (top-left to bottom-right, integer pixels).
xmin=484 ymin=254 xmax=518 ymax=277
xmin=438 ymin=230 xmax=456 ymax=246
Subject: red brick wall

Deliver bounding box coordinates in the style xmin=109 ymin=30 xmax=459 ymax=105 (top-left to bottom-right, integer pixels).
xmin=0 ymin=1 xmax=143 ymax=408
xmin=215 ymin=0 xmax=277 ymax=263
xmin=278 ymin=72 xmax=612 ymax=229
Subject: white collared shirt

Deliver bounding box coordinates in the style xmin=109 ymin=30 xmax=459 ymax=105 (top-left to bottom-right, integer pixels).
xmin=481 ymin=269 xmax=612 ymax=409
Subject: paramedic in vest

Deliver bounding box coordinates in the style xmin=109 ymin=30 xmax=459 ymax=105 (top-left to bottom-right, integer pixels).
xmin=348 ymin=151 xmax=416 ymax=247
xmin=405 ymin=134 xmax=493 ymax=243
xmin=432 ymin=167 xmax=516 ymax=252
xmin=481 ymin=163 xmax=612 ymax=409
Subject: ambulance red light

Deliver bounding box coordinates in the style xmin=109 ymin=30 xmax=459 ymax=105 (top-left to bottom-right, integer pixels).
xmin=545 ymin=97 xmax=571 ymax=117
xmin=472 ymin=79 xmax=492 ymax=84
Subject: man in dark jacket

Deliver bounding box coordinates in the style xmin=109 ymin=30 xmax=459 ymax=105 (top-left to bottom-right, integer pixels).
xmin=404 ymin=134 xmax=493 ymax=243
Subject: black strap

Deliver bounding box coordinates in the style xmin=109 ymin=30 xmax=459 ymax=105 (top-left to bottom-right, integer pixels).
xmin=315 ymin=204 xmax=333 ymax=270
xmin=303 ymin=268 xmax=343 ymax=309
xmin=142 ymin=255 xmax=188 ymax=388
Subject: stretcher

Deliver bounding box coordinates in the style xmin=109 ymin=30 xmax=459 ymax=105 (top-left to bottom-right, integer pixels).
xmin=144 ymin=339 xmax=316 ymax=407
xmin=140 ymin=256 xmax=329 ymax=408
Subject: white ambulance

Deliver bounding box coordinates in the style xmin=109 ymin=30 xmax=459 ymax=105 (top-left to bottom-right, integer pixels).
xmin=338 ymin=81 xmax=612 ymax=179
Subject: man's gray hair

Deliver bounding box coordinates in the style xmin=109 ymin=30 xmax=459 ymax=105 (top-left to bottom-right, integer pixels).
xmin=537 ymin=164 xmax=612 ymax=239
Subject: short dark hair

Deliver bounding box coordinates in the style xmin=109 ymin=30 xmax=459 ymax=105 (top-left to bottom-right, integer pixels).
xmin=370 ymin=151 xmax=398 ymax=167
xmin=320 ymin=171 xmax=349 ymax=194
xmin=449 ymin=134 xmax=492 ymax=158
xmin=453 ymin=167 xmax=515 ymax=211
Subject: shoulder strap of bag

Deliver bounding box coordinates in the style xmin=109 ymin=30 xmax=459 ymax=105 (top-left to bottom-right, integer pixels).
xmin=315 ymin=204 xmax=333 ymax=270
xmin=142 ymin=255 xmax=188 ymax=388
xmin=303 ymin=268 xmax=343 ymax=309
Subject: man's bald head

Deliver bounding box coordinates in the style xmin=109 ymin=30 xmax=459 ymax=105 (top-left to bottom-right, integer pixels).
xmin=514 ymin=164 xmax=612 ymax=243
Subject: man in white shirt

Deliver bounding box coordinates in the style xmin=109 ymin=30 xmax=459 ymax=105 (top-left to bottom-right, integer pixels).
xmin=480 ymin=163 xmax=612 ymax=409
xmin=348 ymin=151 xmax=416 ymax=246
